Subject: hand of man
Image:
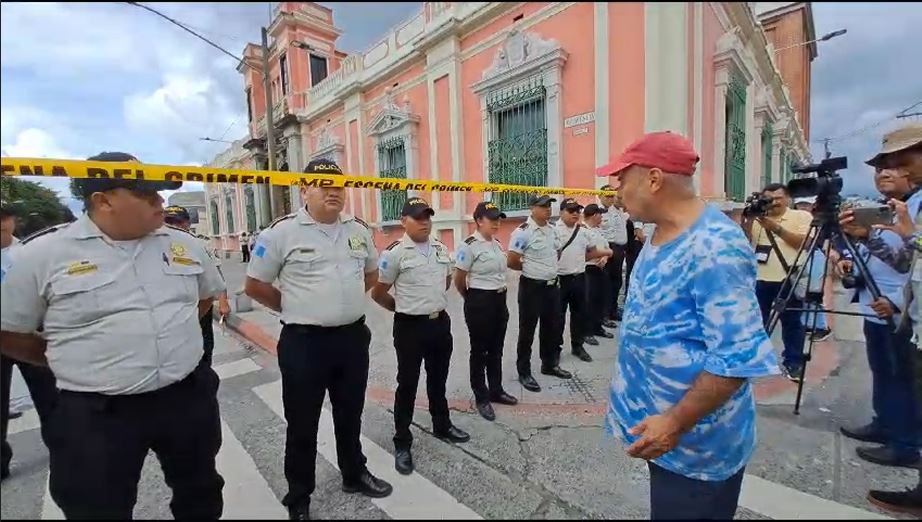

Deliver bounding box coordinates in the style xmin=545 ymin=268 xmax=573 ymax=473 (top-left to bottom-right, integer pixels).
xmin=756 ymin=216 xmax=781 ymax=234
xmin=838 ymin=210 xmax=870 ymax=238
xmin=625 ymin=414 xmax=683 ymax=460
xmin=835 ymin=259 xmax=853 ymax=279
xmin=218 ymin=299 xmax=231 ymax=317
xmin=872 ymin=199 xmax=915 ymax=238
xmin=870 ymin=297 xmax=896 ymax=319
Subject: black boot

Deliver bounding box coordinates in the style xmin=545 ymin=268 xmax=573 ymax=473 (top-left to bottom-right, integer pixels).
xmin=572 ymin=347 xmax=593 ymax=362
xmin=519 ymin=373 xmax=541 ymax=392
xmin=541 ymin=365 xmax=572 ymax=379
xmin=342 ymin=470 xmax=393 ymax=498
xmin=490 ymin=390 xmax=518 ymax=405
xmin=476 ymin=400 xmax=496 ymax=421
xmin=287 ymin=500 xmax=310 ymax=520
xmin=395 ymin=448 xmax=414 ymax=475
xmin=435 ymin=424 xmax=471 ymax=443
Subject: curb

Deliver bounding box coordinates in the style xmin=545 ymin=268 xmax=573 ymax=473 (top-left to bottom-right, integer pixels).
xmin=225 ymin=312 xmax=840 ymax=413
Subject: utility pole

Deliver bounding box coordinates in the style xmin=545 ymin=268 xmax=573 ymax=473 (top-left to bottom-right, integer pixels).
xmin=260 ymin=26 xmax=278 ymax=218
xmin=823 ymin=138 xmax=831 ymax=159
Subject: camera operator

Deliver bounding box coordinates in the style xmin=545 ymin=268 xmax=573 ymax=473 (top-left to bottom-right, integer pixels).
xmin=742 ymin=184 xmax=812 ymax=380
xmin=835 ymin=164 xmax=920 ymax=470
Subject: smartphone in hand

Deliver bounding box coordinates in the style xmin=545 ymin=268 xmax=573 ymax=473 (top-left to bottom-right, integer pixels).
xmin=850 ymin=205 xmax=894 ymax=228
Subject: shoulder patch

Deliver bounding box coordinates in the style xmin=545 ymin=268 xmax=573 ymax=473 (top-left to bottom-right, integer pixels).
xmin=21 ymin=223 xmax=68 ymax=245
xmin=165 ymin=223 xmax=195 ymax=236
xmin=385 ymin=240 xmax=401 ymax=251
xmin=268 ymin=213 xmax=296 ymax=229
xmin=517 ymin=222 xmax=529 ymax=230
xmin=353 ymin=216 xmax=369 ymax=229
xmin=464 ymin=235 xmax=476 ymax=245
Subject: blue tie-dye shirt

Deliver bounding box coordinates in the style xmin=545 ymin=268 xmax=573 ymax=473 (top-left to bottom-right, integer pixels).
xmin=605 ymin=204 xmax=779 ymax=481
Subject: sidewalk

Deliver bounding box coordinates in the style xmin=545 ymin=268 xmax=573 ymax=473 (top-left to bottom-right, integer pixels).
xmin=219 ymin=257 xmax=845 ymax=414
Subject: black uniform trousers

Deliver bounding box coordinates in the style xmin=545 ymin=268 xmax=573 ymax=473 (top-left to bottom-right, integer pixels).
xmin=463 ymin=289 xmax=509 ymax=403
xmin=624 ymin=220 xmax=642 ymax=297
xmin=603 ymin=243 xmax=627 ymax=319
xmin=199 ymin=305 xmax=215 ymax=368
xmin=517 ymin=276 xmax=562 ymax=376
xmin=558 ymin=273 xmax=587 ymax=352
xmin=47 ymin=363 xmax=224 ymax=519
xmin=585 ymin=265 xmax=607 ymax=335
xmin=393 ymin=311 xmax=452 ymax=450
xmin=241 ymin=245 xmax=250 ymax=263
xmin=1 ymin=355 xmax=57 ymax=474
xmin=277 ymin=319 xmax=370 ymax=507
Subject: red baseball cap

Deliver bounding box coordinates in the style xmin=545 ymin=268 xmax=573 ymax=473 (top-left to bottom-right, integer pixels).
xmin=595 ymin=131 xmax=700 ymax=177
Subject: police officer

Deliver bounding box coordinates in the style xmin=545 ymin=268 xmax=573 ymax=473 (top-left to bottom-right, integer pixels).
xmin=0 ymin=152 xmax=225 ymax=519
xmin=453 ymin=201 xmax=519 ymax=422
xmin=372 ymin=197 xmax=470 ymax=476
xmin=245 ymin=159 xmax=392 ymax=520
xmin=164 ymin=205 xmax=231 ymax=367
xmin=598 ymin=185 xmax=628 ymax=323
xmin=1 ymin=202 xmax=58 ymax=481
xmin=581 ymin=203 xmax=615 ymax=346
xmin=508 ymin=194 xmax=572 ymax=393
xmin=555 ymin=198 xmax=605 ymax=362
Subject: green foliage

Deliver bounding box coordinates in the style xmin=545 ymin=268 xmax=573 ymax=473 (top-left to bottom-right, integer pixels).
xmin=0 ymin=176 xmax=76 ymax=237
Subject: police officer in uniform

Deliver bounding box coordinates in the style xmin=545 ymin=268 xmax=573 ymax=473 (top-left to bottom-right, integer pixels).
xmin=508 ymin=195 xmax=572 ymax=393
xmin=1 ymin=202 xmax=58 ymax=481
xmin=453 ymin=201 xmax=519 ymax=421
xmin=0 ymin=152 xmax=226 ymax=519
xmin=598 ymin=185 xmax=628 ymax=323
xmin=164 ymin=205 xmax=231 ymax=367
xmin=581 ymin=204 xmax=614 ymax=346
xmin=554 ymin=198 xmax=606 ymax=362
xmin=372 ymin=197 xmax=470 ymax=476
xmin=245 ymin=159 xmax=392 ymax=520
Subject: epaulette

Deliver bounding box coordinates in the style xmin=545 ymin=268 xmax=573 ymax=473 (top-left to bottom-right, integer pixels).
xmin=21 ymin=223 xmax=69 ymax=245
xmin=385 ymin=240 xmax=401 ymax=251
xmin=464 ymin=235 xmax=476 ymax=245
xmin=268 ymin=213 xmax=296 ymax=229
xmin=353 ymin=216 xmax=369 ymax=229
xmin=517 ymin=222 xmax=529 ymax=230
xmin=165 ymin=223 xmax=195 ymax=236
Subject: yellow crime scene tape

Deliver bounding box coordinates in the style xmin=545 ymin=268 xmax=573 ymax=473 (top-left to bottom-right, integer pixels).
xmin=1 ymin=158 xmax=617 ymax=197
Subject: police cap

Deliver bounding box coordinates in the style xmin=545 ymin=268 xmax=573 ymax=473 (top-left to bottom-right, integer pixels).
xmin=73 ymin=152 xmax=181 ymax=200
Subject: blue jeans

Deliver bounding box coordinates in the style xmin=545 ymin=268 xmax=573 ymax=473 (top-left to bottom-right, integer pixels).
xmin=802 ymin=302 xmax=828 ymax=331
xmin=648 ymin=463 xmax=745 ymax=520
xmin=756 ymin=280 xmax=806 ymax=368
xmin=863 ymin=320 xmax=921 ymax=455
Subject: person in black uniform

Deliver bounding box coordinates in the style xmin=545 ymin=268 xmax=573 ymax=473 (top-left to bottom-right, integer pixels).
xmin=453 ymin=202 xmax=519 ymax=421
xmin=624 ymin=213 xmax=643 ymax=302
xmin=1 ymin=202 xmax=58 ymax=481
xmin=164 ymin=205 xmax=231 ymax=368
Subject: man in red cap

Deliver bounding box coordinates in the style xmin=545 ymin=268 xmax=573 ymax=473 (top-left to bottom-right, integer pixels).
xmin=599 ymin=132 xmax=779 ymax=519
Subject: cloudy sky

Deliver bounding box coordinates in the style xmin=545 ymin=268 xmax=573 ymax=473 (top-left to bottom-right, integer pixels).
xmin=1 ymin=2 xmax=920 ymax=207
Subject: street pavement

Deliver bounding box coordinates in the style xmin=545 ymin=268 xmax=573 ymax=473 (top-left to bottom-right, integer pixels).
xmin=1 ymin=254 xmax=918 ymax=519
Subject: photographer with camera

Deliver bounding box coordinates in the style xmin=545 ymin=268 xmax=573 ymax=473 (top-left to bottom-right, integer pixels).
xmin=835 ymin=162 xmax=920 ymax=471
xmin=742 ymin=184 xmax=812 ymax=380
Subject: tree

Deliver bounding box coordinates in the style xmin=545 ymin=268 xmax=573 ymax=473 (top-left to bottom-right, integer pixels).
xmin=0 ymin=176 xmax=76 ymax=238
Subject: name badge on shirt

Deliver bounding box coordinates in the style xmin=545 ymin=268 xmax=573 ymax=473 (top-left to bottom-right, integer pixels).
xmin=755 ymin=244 xmax=772 ymax=264
xmin=171 ymin=256 xmax=198 ymax=266
xmin=435 ymin=245 xmax=450 ymax=263
xmin=66 ymin=260 xmax=97 ymax=276
xmin=347 ymin=236 xmax=365 ymax=252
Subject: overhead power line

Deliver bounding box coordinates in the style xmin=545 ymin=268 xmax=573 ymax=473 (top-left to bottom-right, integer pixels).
xmin=814 ymin=100 xmax=922 ymax=144
xmin=125 ymin=2 xmax=257 ymax=72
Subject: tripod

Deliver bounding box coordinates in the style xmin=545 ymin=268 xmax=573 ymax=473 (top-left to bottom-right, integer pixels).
xmin=761 ymin=211 xmax=887 ymax=414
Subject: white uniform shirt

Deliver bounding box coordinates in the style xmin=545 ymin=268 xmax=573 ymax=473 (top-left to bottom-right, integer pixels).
xmin=454 ymin=231 xmax=507 ymax=290
xmin=599 ymin=206 xmax=628 ymax=245
xmin=378 ymin=234 xmax=452 ymax=315
xmin=509 ymin=217 xmax=559 ymax=281
xmin=246 ymin=208 xmax=377 ymax=327
xmin=555 ymin=221 xmax=592 ymax=275
xmin=1 ymin=237 xmax=20 ymax=283
xmin=0 ymin=215 xmax=225 ymax=395
xmin=584 ymin=226 xmax=608 ymax=267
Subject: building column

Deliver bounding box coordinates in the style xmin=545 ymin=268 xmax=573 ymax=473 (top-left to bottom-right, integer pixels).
xmin=771 ymin=132 xmax=783 ymax=183
xmin=594 ymin=1 xmax=609 ymax=188
xmin=284 ymin=130 xmax=304 ymax=211
xmin=752 ymin=113 xmax=767 ymax=193
xmin=644 ymin=2 xmax=688 ymax=134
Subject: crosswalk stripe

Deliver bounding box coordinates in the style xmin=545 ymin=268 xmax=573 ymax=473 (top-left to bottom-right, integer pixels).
xmin=217 ymin=419 xmax=288 ymax=520
xmin=253 ymin=380 xmax=482 ymax=520
xmin=213 ymin=358 xmax=262 ymax=380
xmin=739 ymin=474 xmax=892 ymax=520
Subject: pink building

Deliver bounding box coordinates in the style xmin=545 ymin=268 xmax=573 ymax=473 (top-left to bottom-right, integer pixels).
xmin=205 ymin=1 xmax=811 ymax=253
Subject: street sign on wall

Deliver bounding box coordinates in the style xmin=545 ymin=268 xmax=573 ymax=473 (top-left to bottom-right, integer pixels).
xmin=564 ymin=111 xmax=595 ymax=128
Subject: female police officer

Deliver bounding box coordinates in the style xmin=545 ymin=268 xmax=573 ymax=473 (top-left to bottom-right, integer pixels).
xmin=453 ymin=202 xmax=519 ymax=421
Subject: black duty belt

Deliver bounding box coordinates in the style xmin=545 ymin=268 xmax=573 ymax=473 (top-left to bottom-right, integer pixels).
xmin=467 ymin=287 xmax=507 ymax=294
xmin=283 ymin=316 xmax=365 ymax=332
xmin=395 ymin=311 xmax=446 ymax=321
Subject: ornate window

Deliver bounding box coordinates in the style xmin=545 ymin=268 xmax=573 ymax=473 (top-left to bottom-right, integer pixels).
xmin=310 ymin=127 xmax=345 ymax=166
xmin=367 ymin=88 xmax=420 ymax=225
xmin=761 ymin=123 xmax=773 ymax=188
xmin=724 ymin=73 xmax=747 ymax=202
xmin=472 ymin=30 xmax=567 ymax=214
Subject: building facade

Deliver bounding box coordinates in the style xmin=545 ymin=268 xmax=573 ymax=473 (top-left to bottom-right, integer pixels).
xmin=205 ymin=1 xmax=813 ymax=253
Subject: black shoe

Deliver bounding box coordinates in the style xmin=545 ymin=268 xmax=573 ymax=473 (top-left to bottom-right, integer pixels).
xmin=435 ymin=425 xmax=471 ymax=443
xmin=594 ymin=329 xmax=614 ymax=339
xmin=810 ymin=328 xmax=832 ymax=342
xmin=572 ymin=349 xmax=593 ymax=362
xmin=8 ymin=410 xmax=22 ymax=420
xmin=519 ymin=373 xmax=541 ymax=392
xmin=490 ymin=390 xmax=518 ymax=405
xmin=584 ymin=336 xmax=599 ymax=346
xmin=868 ymin=484 xmax=922 ymax=517
xmin=602 ymin=319 xmax=618 ymax=329
xmin=342 ymin=470 xmax=393 ymax=498
xmin=288 ymin=501 xmax=310 ymax=520
xmin=476 ymin=401 xmax=496 ymax=421
xmin=395 ymin=448 xmax=414 ymax=475
xmin=782 ymin=364 xmax=803 ymax=382
xmin=541 ymin=366 xmax=572 ymax=379
xmin=840 ymin=423 xmax=888 ymax=444
xmin=856 ymin=446 xmax=920 ymax=468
